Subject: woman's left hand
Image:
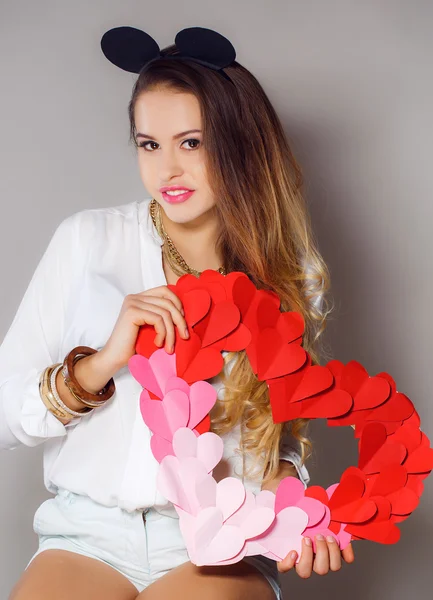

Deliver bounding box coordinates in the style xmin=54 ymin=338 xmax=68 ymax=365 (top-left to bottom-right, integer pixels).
xmin=277 ymin=536 xmax=355 ymax=577
xmin=260 ymin=461 xmax=355 ymax=577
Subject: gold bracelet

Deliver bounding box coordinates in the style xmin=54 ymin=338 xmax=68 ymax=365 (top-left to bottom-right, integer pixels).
xmin=38 ymin=365 xmax=92 ymax=419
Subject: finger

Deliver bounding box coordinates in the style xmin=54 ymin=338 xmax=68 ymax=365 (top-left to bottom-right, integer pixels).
xmin=134 ymin=301 xmax=175 ymax=352
xmin=138 ymin=300 xmax=178 ymax=351
xmin=137 ymin=296 xmax=189 ymax=341
xmin=325 ymin=535 xmax=342 ymax=572
xmin=312 ymin=534 xmax=330 ymax=576
xmin=137 ymin=308 xmax=167 ymax=347
xmin=277 ymin=550 xmax=298 ymax=574
xmin=295 ymin=537 xmax=314 ymax=579
xmin=140 ymin=287 xmax=185 ymax=319
xmin=341 ymin=542 xmax=355 ymax=564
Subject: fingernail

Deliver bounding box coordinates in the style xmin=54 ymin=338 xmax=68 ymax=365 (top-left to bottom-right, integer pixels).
xmin=304 ymin=537 xmax=312 ymax=546
xmin=290 ymin=551 xmax=297 ymax=560
xmin=184 ymin=327 xmax=189 ymax=338
xmin=326 ymin=535 xmax=335 ymax=543
xmin=316 ymin=534 xmax=325 ymax=542
xmin=181 ymin=308 xmax=185 ymax=316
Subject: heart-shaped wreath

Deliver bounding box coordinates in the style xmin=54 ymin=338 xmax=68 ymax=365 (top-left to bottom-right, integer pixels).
xmin=128 ymin=269 xmax=432 ymax=567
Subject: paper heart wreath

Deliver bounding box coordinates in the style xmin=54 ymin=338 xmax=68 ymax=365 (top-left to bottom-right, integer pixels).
xmin=128 ymin=269 xmax=432 ymax=566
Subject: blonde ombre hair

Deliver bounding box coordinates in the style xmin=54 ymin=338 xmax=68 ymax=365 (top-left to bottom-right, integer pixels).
xmin=128 ymin=44 xmax=334 ymax=487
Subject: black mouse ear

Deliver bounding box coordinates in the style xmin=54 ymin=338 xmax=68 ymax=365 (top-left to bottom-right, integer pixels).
xmin=100 ymin=26 xmax=160 ymax=73
xmin=174 ymin=27 xmax=236 ymax=69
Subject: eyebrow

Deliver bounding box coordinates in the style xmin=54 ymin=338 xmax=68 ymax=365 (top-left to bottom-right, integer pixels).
xmin=136 ymin=129 xmax=202 ymax=140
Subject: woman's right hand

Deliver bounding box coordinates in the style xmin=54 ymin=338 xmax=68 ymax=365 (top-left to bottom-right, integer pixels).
xmin=99 ymin=285 xmax=190 ymax=372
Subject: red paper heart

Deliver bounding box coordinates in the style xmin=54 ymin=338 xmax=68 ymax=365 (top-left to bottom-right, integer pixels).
xmin=368 ymin=465 xmax=408 ymax=497
xmin=136 ymin=324 xmax=160 ymax=358
xmin=403 ymin=446 xmax=433 ymax=473
xmin=328 ymin=474 xmax=377 ymax=523
xmin=354 ymin=377 xmax=391 ymax=410
xmin=358 ymin=423 xmax=388 ymax=471
xmin=388 ymin=423 xmax=422 ymax=453
xmin=182 ymin=348 xmax=224 ymax=384
xmin=289 ymin=365 xmax=335 ymax=403
xmin=387 ymin=487 xmax=419 ymax=515
xmin=182 ymin=289 xmax=211 ymax=327
xmin=366 ymin=390 xmax=414 ymax=423
xmin=257 ymin=328 xmax=307 ymax=380
xmin=305 ymin=486 xmax=329 ymax=505
xmin=277 ymin=311 xmax=305 ymax=344
xmin=201 ymin=301 xmax=241 ymax=348
xmin=344 ymin=520 xmax=400 ymax=544
xmin=362 ymin=441 xmax=407 ymax=475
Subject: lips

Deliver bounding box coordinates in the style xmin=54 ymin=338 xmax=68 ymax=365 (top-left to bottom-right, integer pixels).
xmin=162 ymin=190 xmax=195 ymax=204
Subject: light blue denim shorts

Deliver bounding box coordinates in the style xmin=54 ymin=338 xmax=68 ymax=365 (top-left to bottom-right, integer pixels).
xmin=26 ymin=488 xmax=282 ymax=598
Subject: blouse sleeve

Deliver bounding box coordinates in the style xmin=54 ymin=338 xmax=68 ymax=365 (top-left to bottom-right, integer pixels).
xmin=279 ymin=430 xmax=311 ymax=489
xmin=0 ymin=212 xmax=86 ymax=449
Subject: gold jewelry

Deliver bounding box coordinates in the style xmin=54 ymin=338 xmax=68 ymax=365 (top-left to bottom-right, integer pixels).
xmin=39 ymin=364 xmax=92 ymax=420
xmin=149 ymin=198 xmax=227 ymax=278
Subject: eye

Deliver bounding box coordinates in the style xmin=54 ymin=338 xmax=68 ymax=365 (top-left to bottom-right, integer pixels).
xmin=137 ymin=138 xmax=201 ymax=151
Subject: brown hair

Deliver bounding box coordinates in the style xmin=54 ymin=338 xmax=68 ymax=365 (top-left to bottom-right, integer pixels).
xmin=127 ymin=44 xmax=334 ymax=486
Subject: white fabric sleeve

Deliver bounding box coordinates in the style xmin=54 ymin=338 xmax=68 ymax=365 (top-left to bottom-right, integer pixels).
xmin=0 ymin=213 xmax=84 ymax=449
xmin=279 ymin=430 xmax=311 ymax=489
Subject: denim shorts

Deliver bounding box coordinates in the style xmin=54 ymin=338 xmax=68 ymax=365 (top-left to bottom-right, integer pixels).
xmin=26 ymin=488 xmax=282 ymax=598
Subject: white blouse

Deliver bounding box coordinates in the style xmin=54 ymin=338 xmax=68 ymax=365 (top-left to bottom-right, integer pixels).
xmin=0 ymin=196 xmax=310 ymax=513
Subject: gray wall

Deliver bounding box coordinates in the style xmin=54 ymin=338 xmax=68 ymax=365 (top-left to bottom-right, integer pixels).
xmin=0 ymin=0 xmax=431 ymax=597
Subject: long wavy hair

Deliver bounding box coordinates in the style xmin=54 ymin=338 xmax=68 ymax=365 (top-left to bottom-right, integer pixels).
xmin=127 ymin=43 xmax=334 ymax=486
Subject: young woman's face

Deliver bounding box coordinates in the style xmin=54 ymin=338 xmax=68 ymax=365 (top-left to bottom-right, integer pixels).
xmin=134 ymin=88 xmax=216 ymax=225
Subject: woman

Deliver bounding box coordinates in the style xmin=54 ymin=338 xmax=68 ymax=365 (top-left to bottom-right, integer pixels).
xmin=2 ymin=26 xmax=354 ymax=600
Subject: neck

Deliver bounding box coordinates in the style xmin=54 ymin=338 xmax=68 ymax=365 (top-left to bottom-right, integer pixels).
xmin=160 ymin=206 xmax=224 ymax=272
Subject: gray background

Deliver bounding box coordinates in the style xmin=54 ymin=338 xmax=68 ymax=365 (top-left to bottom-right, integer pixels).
xmin=0 ymin=0 xmax=431 ymax=597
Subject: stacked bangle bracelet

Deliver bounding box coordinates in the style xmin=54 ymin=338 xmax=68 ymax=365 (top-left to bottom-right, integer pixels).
xmin=38 ymin=345 xmax=116 ymax=420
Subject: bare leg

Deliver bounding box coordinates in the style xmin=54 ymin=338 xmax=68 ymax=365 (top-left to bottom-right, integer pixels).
xmin=9 ymin=549 xmax=139 ymax=600
xmin=137 ymin=560 xmax=276 ymax=600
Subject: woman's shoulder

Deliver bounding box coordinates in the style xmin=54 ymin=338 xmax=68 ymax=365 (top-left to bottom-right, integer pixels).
xmin=57 ymin=197 xmax=154 ymax=244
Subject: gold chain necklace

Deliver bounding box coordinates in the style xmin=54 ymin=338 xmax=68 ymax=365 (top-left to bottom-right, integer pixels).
xmin=149 ymin=198 xmax=227 ymax=278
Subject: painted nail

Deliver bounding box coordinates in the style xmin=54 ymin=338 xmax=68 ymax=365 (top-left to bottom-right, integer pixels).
xmin=316 ymin=534 xmax=325 ymax=542
xmin=326 ymin=535 xmax=335 ymax=543
xmin=304 ymin=537 xmax=312 ymax=546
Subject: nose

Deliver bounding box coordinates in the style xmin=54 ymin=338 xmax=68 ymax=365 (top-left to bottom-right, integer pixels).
xmin=158 ymin=147 xmax=184 ymax=183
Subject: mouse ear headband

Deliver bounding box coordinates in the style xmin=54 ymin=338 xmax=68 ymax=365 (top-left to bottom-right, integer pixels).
xmin=100 ymin=26 xmax=236 ymax=84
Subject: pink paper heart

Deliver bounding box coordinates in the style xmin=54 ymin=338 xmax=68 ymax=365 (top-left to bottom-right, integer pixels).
xmin=140 ymin=389 xmax=190 ymax=441
xmin=178 ymin=458 xmax=212 ymax=515
xmin=275 ymin=477 xmax=326 ymax=527
xmin=224 ymin=491 xmax=275 ymax=539
xmin=157 ymin=455 xmax=191 ymax=510
xmin=165 ymin=375 xmax=190 ymax=395
xmin=216 ymin=478 xmax=246 ymax=521
xmin=255 ymin=506 xmax=309 ymax=561
xmin=188 ymin=381 xmax=217 ymax=429
xmin=193 ymin=507 xmax=246 ymax=565
xmin=275 ymin=477 xmax=304 ymax=513
xmin=172 ymin=428 xmax=224 ymax=473
xmin=149 ymin=348 xmax=177 ymax=392
xmin=238 ymin=507 xmax=275 ymax=539
xmin=129 ymin=354 xmax=163 ymax=397
xmin=172 ymin=427 xmax=198 ymax=460
xmin=197 ymin=431 xmax=224 ymax=472
xmin=150 ymin=434 xmax=174 ymax=462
